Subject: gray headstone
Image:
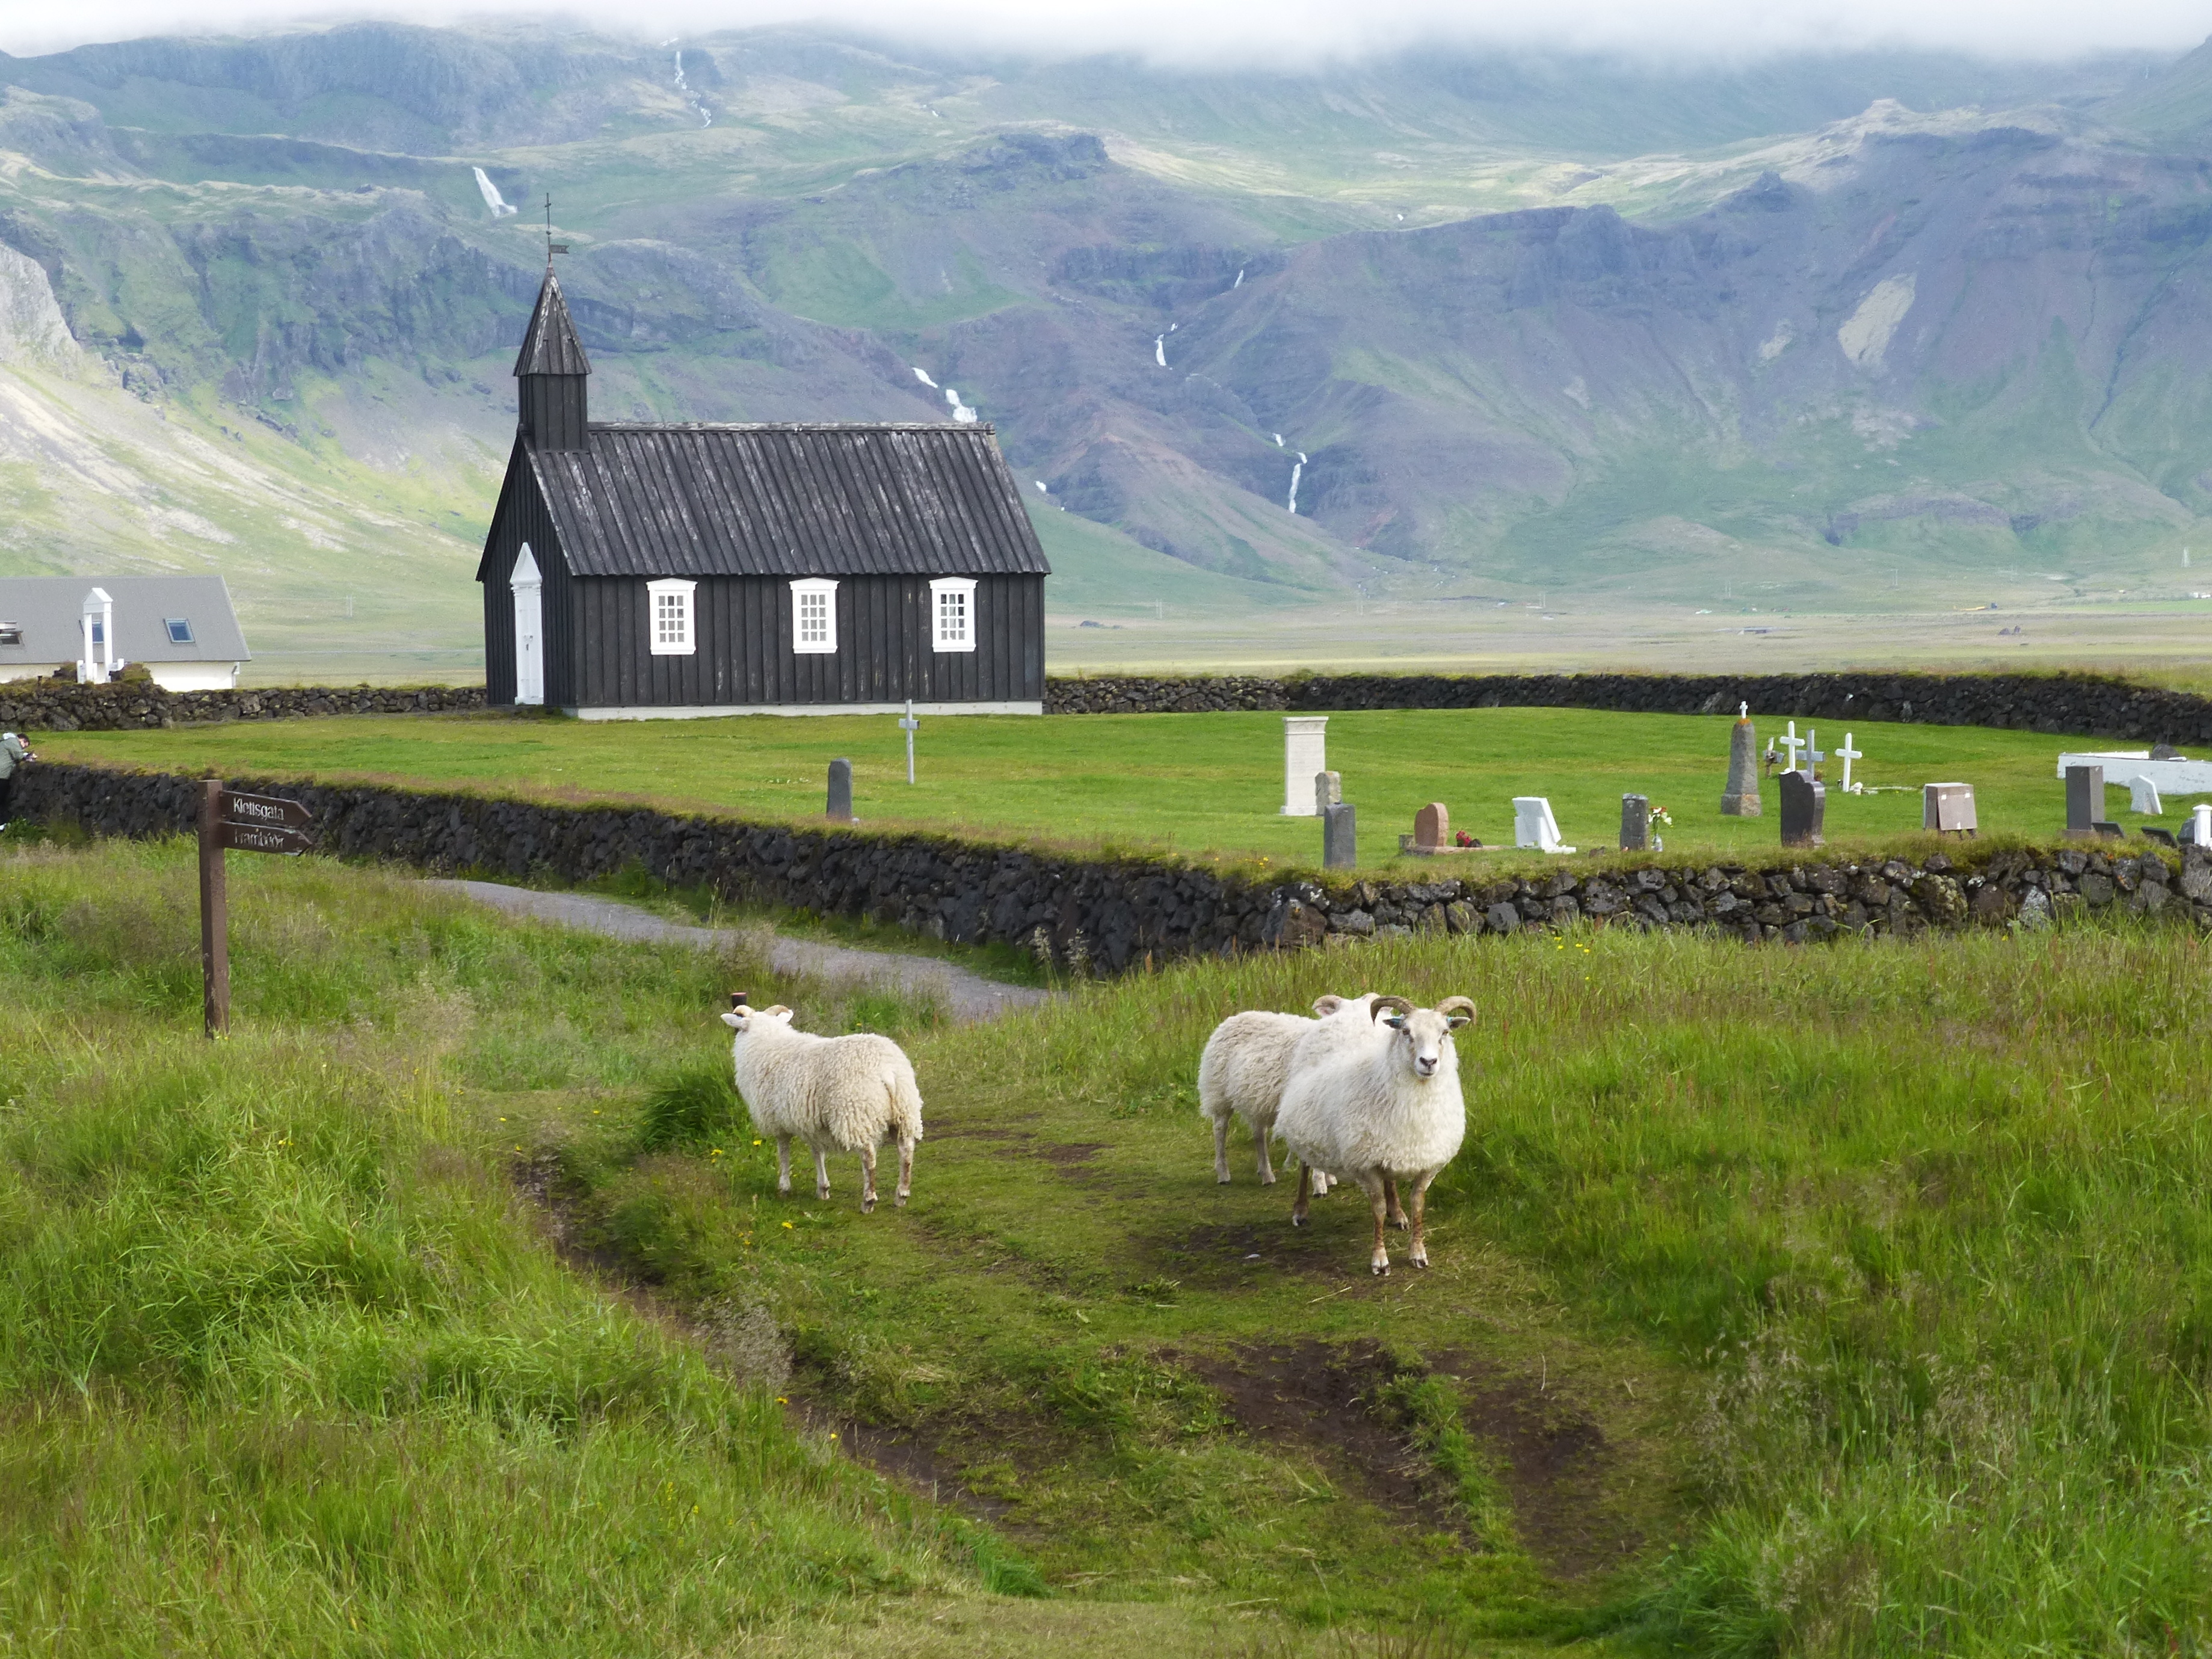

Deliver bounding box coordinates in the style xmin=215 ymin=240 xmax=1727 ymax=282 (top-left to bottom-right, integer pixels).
xmin=1314 ymin=770 xmax=1343 ymax=813
xmin=1722 ymin=718 xmax=1762 ymax=816
xmin=1322 ymin=802 xmax=1357 ymax=870
xmin=1923 ymin=782 xmax=1977 ymax=834
xmin=827 ymin=757 xmax=853 ymax=822
xmin=1620 ymin=793 xmax=1650 ymax=851
xmin=1778 ymin=771 xmax=1825 ymax=848
xmin=2065 ymin=765 xmax=2103 ymax=837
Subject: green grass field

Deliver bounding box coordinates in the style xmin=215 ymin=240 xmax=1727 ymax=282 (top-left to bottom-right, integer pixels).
xmin=35 ymin=706 xmax=2210 ymax=873
xmin=6 ymin=833 xmax=2212 ymax=1652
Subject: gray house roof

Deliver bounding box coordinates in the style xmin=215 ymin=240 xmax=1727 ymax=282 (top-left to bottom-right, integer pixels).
xmin=494 ymin=422 xmax=1052 ymax=582
xmin=0 ymin=576 xmax=250 ymax=668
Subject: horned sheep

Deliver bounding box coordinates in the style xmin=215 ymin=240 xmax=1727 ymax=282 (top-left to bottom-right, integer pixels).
xmin=720 ymin=993 xmax=924 ymax=1213
xmin=1197 ymin=993 xmax=1373 ymax=1187
xmin=1275 ymin=994 xmax=1476 ymax=1275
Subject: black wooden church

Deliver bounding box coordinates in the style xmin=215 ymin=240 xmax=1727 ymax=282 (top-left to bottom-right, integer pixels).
xmin=477 ymin=267 xmax=1049 ymax=716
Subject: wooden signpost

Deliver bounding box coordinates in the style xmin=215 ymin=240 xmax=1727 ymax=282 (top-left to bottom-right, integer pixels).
xmin=197 ymin=778 xmax=316 ymax=1038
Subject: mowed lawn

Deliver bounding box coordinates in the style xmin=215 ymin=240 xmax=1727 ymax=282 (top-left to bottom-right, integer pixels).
xmin=39 ymin=706 xmax=2207 ymax=868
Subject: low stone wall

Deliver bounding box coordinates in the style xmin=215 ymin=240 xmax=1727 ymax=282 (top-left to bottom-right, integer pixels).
xmin=1045 ymin=671 xmax=2212 ymax=744
xmin=0 ymin=680 xmax=487 ymax=733
xmin=16 ymin=762 xmax=2209 ymax=970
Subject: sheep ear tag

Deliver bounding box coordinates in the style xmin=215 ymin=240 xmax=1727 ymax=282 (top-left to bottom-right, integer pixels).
xmin=1381 ymin=1012 xmax=1407 ymax=1030
xmin=1445 ymin=1012 xmax=1472 ymax=1030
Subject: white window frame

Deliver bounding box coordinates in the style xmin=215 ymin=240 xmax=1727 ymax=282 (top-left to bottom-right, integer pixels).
xmin=790 ymin=578 xmax=839 ymax=654
xmin=929 ymin=577 xmax=978 ymax=653
xmin=647 ymin=578 xmax=697 ymax=657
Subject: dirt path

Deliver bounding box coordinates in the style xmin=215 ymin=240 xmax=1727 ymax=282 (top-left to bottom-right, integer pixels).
xmin=431 ymin=879 xmax=1052 ymax=1023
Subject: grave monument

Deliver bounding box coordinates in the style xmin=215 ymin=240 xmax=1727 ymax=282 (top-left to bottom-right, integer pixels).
xmin=1922 ymin=782 xmax=1977 ymax=835
xmin=827 ymin=757 xmax=853 ymax=823
xmin=1323 ymin=802 xmax=1357 ymax=870
xmin=1779 ymin=770 xmax=1825 ymax=847
xmin=1283 ymin=718 xmax=1328 ymax=816
xmin=1722 ymin=704 xmax=1761 ymax=816
xmin=2065 ymin=765 xmax=2104 ymax=839
xmin=1512 ymin=796 xmax=1576 ymax=854
xmin=1621 ymin=793 xmax=1650 ymax=851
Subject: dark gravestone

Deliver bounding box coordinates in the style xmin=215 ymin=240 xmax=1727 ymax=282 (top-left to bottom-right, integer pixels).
xmin=1323 ymin=802 xmax=1357 ymax=870
xmin=827 ymin=757 xmax=853 ymax=822
xmin=1620 ymin=793 xmax=1650 ymax=852
xmin=2142 ymin=826 xmax=2178 ymax=849
xmin=1779 ymin=771 xmax=1825 ymax=848
xmin=2064 ymin=765 xmax=2103 ymax=838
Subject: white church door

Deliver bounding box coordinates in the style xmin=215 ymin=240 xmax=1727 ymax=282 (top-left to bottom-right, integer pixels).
xmin=511 ymin=543 xmax=544 ymax=706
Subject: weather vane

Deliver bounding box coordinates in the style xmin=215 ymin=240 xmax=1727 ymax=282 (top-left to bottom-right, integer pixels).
xmin=543 ymin=194 xmax=568 ymax=268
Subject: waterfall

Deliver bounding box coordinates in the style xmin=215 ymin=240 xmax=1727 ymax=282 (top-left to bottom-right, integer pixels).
xmin=472 ymin=167 xmax=517 ymax=218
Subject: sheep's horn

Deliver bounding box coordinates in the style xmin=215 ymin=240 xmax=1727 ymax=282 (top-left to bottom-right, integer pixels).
xmin=1437 ymin=996 xmax=1476 ymax=1020
xmin=1370 ymin=996 xmax=1414 ymax=1021
xmin=729 ymin=991 xmax=748 ymax=1011
xmin=1311 ymin=993 xmax=1345 ymax=1017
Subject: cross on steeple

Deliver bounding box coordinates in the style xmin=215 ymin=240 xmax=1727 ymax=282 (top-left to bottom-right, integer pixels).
xmin=543 ymin=194 xmax=570 ymax=268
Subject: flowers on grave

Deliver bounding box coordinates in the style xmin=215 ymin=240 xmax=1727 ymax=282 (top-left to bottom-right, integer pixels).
xmin=1648 ymin=805 xmax=1674 ymax=828
xmin=1454 ymin=830 xmax=1482 ymax=848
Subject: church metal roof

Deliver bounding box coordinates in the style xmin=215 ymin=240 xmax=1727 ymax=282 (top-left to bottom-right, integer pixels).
xmin=513 ymin=269 xmax=591 ymax=378
xmin=510 ymin=422 xmax=1052 ymax=580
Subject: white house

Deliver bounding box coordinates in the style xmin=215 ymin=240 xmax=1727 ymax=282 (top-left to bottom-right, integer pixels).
xmin=0 ymin=576 xmax=250 ymax=691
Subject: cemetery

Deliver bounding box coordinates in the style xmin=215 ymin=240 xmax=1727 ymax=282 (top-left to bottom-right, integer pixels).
xmin=29 ymin=701 xmax=2212 ymax=874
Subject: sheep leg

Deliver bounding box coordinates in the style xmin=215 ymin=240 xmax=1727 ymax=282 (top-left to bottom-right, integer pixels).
xmin=859 ymin=1143 xmax=878 ymax=1213
xmin=1292 ymin=1162 xmax=1313 ymax=1227
xmin=1312 ymin=1168 xmax=1331 ymax=1197
xmin=775 ymin=1136 xmax=793 ymax=1198
xmin=1360 ymin=1175 xmax=1391 ymax=1276
xmin=1212 ymin=1113 xmax=1232 ymax=1184
xmin=1254 ymin=1118 xmax=1276 ymax=1186
xmin=1408 ymin=1171 xmax=1438 ymax=1269
xmin=895 ymin=1135 xmax=914 ymax=1208
xmin=1384 ymin=1175 xmax=1408 ymax=1230
xmin=813 ymin=1148 xmax=832 ymax=1201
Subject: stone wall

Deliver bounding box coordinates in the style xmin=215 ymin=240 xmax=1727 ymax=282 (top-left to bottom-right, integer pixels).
xmin=7 ymin=669 xmax=2207 ymax=743
xmin=1045 ymin=671 xmax=2212 ymax=743
xmin=0 ymin=680 xmax=487 ymax=732
xmin=16 ymin=762 xmax=2208 ymax=971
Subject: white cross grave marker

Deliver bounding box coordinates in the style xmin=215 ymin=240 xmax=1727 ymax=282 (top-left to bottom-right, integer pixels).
xmin=899 ymin=700 xmax=920 ymax=784
xmin=1807 ymin=727 xmax=1826 ymax=775
xmin=1834 ymin=732 xmax=1862 ymax=794
xmin=1778 ymin=722 xmax=1805 ymax=774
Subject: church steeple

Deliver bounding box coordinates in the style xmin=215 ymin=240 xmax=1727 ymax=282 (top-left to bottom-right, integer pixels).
xmin=514 ymin=267 xmax=590 ymax=451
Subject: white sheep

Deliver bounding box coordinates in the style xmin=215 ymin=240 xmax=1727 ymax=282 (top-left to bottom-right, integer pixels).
xmin=1275 ymin=994 xmax=1476 ymax=1275
xmin=719 ymin=993 xmax=924 ymax=1213
xmin=1198 ymin=993 xmax=1372 ymax=1185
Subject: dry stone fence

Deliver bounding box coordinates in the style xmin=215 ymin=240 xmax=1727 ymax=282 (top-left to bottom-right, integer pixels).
xmin=16 ymin=763 xmax=2210 ymax=976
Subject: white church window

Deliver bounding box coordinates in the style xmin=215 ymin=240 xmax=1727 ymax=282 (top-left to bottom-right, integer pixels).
xmin=791 ymin=579 xmax=838 ymax=653
xmin=929 ymin=577 xmax=977 ymax=653
xmin=647 ymin=578 xmax=696 ymax=656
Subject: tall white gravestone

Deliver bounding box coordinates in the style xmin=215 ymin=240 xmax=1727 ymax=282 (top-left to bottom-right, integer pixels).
xmin=1282 ymin=717 xmax=1328 ymax=815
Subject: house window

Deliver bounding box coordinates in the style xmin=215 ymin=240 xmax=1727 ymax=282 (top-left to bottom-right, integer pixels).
xmin=647 ymin=579 xmax=696 ymax=656
xmin=929 ymin=578 xmax=978 ymax=653
xmin=165 ymin=618 xmax=194 ymax=645
xmin=790 ymin=579 xmax=838 ymax=654
xmin=0 ymin=623 xmax=19 ymax=647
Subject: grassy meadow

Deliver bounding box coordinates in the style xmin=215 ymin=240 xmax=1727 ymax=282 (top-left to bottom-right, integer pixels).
xmin=36 ymin=705 xmax=2207 ymax=873
xmin=6 ymin=830 xmax=2212 ymax=1651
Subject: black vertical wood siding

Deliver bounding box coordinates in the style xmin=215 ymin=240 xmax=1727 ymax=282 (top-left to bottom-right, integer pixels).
xmin=482 ymin=459 xmax=576 ymax=708
xmin=571 ymin=573 xmax=1043 ymax=708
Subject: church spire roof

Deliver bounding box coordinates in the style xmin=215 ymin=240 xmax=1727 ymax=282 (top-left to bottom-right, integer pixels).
xmin=514 ymin=268 xmax=591 ymax=378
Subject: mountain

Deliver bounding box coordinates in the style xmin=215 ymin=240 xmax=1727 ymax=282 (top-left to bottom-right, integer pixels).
xmin=0 ymin=22 xmax=2208 ymax=674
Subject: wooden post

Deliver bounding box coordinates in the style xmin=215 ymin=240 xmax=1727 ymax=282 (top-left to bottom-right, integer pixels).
xmin=198 ymin=777 xmax=229 ymax=1038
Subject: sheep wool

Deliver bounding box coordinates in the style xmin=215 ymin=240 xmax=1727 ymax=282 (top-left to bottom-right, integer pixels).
xmin=1198 ymin=994 xmax=1372 ymax=1186
xmin=721 ymin=1001 xmax=925 ymax=1213
xmin=1275 ymin=997 xmax=1475 ymax=1275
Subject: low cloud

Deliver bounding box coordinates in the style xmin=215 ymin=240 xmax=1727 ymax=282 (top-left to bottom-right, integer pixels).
xmin=3 ymin=0 xmax=2206 ymax=66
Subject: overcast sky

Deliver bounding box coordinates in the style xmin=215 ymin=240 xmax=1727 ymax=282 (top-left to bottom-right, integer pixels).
xmin=2 ymin=0 xmax=2207 ymax=66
